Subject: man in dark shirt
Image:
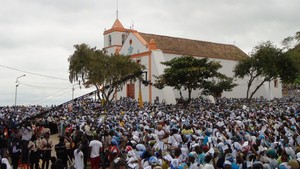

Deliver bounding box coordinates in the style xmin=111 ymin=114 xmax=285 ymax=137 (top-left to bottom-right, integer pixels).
xmin=0 ymin=129 xmax=7 ymax=159
xmin=55 ymin=136 xmax=67 ymax=168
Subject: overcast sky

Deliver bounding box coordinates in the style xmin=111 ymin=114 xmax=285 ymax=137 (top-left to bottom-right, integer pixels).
xmin=0 ymin=0 xmax=299 ymax=106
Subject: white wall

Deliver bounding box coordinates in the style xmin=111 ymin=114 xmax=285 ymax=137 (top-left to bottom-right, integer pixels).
xmin=151 ymin=53 xmax=282 ymax=100
xmin=104 ymin=32 xmax=126 ymax=48
xmin=119 ymin=33 xmax=148 ymax=56
xmin=151 ymin=50 xmax=177 ymax=104
xmin=105 ymin=31 xmax=282 ymax=103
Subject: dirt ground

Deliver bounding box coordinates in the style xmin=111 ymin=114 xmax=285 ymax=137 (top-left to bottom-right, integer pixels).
xmin=50 ymin=134 xmax=59 ymax=157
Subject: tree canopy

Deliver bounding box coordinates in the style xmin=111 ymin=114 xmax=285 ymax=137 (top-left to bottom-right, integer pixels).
xmin=282 ymin=31 xmax=300 ymax=50
xmin=234 ymin=41 xmax=298 ymax=99
xmin=154 ymin=55 xmax=236 ymax=101
xmin=281 ymin=32 xmax=300 ymax=86
xmin=68 ymin=43 xmax=144 ymax=105
xmin=202 ymin=75 xmax=237 ymax=98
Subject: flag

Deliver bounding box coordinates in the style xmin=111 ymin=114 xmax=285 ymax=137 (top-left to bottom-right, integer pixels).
xmin=138 ymin=84 xmax=143 ymax=108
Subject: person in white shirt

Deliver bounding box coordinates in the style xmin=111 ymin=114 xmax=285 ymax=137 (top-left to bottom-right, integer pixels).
xmin=1 ymin=156 xmax=12 ymax=169
xmin=155 ymin=125 xmax=166 ymax=150
xmin=84 ymin=123 xmax=92 ymax=139
xmin=168 ymin=128 xmax=182 ymax=148
xmin=21 ymin=126 xmax=33 ymax=142
xmin=74 ymin=145 xmax=84 ymax=169
xmin=89 ymin=136 xmax=102 ymax=169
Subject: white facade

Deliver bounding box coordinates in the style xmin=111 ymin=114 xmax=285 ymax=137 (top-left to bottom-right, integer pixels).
xmin=103 ymin=19 xmax=282 ymax=104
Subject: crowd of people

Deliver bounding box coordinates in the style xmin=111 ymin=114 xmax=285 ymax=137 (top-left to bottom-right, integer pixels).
xmin=0 ymin=96 xmax=300 ymax=169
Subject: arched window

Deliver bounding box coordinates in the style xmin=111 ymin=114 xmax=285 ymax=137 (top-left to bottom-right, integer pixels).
xmin=122 ymin=34 xmax=126 ymax=45
xmin=108 ymin=35 xmax=112 ymax=46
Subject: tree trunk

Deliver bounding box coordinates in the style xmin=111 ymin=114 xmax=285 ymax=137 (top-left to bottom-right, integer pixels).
xmin=246 ymin=72 xmax=259 ymax=101
xmin=188 ymin=88 xmax=192 ymax=102
xmin=95 ymin=85 xmax=102 ymax=101
xmin=213 ymin=92 xmax=222 ymax=98
xmin=179 ymin=89 xmax=183 ymax=99
xmin=249 ymin=79 xmax=268 ymax=100
xmin=246 ymin=83 xmax=251 ymax=100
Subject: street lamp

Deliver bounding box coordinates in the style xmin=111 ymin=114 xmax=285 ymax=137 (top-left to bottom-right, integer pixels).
xmin=72 ymin=81 xmax=81 ymax=100
xmin=14 ymin=74 xmax=25 ymax=113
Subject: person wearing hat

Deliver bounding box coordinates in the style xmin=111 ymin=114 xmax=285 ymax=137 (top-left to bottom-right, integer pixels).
xmin=147 ymin=156 xmax=162 ymax=169
xmin=223 ymin=160 xmax=232 ymax=169
xmin=108 ymin=139 xmax=120 ymax=168
xmin=187 ymin=152 xmax=198 ymax=169
xmin=155 ymin=125 xmax=166 ymax=151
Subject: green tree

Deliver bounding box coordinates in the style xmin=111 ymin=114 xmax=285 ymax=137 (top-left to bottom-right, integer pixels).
xmin=286 ymin=46 xmax=300 ymax=83
xmin=282 ymin=32 xmax=300 ymax=87
xmin=202 ymin=75 xmax=237 ymax=98
xmin=282 ymin=31 xmax=300 ymax=50
xmin=68 ymin=43 xmax=144 ymax=105
xmin=154 ymin=55 xmax=235 ymax=101
xmin=234 ymin=41 xmax=298 ymax=99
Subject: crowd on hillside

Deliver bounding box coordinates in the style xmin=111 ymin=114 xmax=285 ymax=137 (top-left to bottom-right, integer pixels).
xmin=0 ymin=96 xmax=300 ymax=169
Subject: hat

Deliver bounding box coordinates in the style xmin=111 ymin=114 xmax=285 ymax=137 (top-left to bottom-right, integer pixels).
xmin=233 ymin=142 xmax=242 ymax=151
xmin=125 ymin=146 xmax=133 ymax=152
xmin=111 ymin=139 xmax=118 ymax=146
xmin=149 ymin=156 xmax=159 ymax=166
xmin=178 ymin=163 xmax=188 ymax=169
xmin=285 ymin=147 xmax=296 ymax=158
xmin=130 ymin=140 xmax=137 ymax=146
xmin=188 ymin=151 xmax=197 ymax=158
xmin=204 ymin=164 xmax=214 ymax=169
xmin=266 ymin=148 xmax=277 ymax=158
xmin=136 ymin=144 xmax=146 ymax=151
xmin=278 ymin=163 xmax=291 ymax=169
xmin=297 ymin=152 xmax=300 ymax=162
xmin=223 ymin=160 xmax=231 ymax=166
xmin=202 ymin=145 xmax=209 ymax=152
xmin=257 ymin=146 xmax=267 ymax=154
xmin=132 ymin=135 xmax=140 ymax=143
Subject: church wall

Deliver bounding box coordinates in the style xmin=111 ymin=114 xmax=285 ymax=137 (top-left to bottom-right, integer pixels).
xmin=150 ymin=50 xmax=177 ymax=104
xmin=119 ymin=33 xmax=148 ymax=56
xmin=104 ymin=31 xmax=125 ymax=48
xmin=151 ymin=53 xmax=282 ymax=100
xmin=103 ymin=20 xmax=282 ymax=103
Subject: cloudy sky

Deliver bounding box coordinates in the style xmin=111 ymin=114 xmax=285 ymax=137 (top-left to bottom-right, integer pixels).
xmin=0 ymin=0 xmax=299 ymax=106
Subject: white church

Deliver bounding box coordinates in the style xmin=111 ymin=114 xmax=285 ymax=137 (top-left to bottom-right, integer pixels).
xmin=102 ymin=19 xmax=282 ymax=104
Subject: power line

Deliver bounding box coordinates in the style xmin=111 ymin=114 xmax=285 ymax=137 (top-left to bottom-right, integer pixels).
xmin=29 ymin=84 xmax=74 ymax=105
xmin=20 ymin=82 xmax=72 ymax=90
xmin=35 ymin=88 xmax=73 ymax=105
xmin=0 ymin=64 xmax=69 ymax=81
xmin=35 ymin=85 xmax=83 ymax=105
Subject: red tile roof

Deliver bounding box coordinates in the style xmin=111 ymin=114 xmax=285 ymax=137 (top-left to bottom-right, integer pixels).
xmin=139 ymin=33 xmax=248 ymax=61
